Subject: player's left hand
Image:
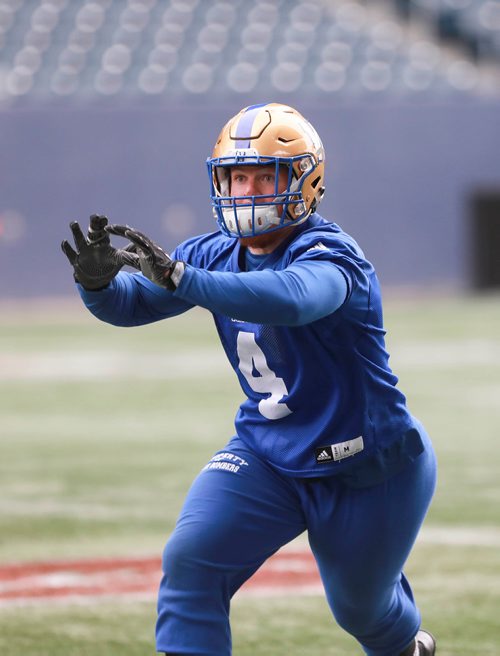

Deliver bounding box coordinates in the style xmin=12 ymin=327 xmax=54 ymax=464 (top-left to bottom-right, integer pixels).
xmin=105 ymin=224 xmax=184 ymax=291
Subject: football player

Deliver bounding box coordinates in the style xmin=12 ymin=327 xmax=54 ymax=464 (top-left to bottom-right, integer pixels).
xmin=62 ymin=103 xmax=437 ymax=656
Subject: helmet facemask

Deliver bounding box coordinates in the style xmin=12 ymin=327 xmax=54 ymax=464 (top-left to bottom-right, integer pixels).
xmin=208 ymin=152 xmax=319 ymax=238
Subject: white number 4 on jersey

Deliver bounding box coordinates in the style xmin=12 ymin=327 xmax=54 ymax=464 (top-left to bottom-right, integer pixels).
xmin=236 ymin=331 xmax=292 ymax=421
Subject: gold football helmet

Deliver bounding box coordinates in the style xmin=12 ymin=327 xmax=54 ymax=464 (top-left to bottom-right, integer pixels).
xmin=207 ymin=103 xmax=325 ymax=238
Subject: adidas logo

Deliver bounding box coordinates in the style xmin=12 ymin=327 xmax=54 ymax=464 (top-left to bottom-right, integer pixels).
xmin=315 ymin=446 xmax=333 ymax=463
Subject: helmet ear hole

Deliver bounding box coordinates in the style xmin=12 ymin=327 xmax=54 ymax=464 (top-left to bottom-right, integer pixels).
xmin=310 ymin=186 xmax=325 ymax=214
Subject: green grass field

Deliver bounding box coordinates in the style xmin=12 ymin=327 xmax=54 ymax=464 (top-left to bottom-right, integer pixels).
xmin=1 ymin=293 xmax=499 ymax=655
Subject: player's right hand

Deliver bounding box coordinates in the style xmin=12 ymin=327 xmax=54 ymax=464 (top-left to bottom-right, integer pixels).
xmin=61 ymin=214 xmax=140 ymax=290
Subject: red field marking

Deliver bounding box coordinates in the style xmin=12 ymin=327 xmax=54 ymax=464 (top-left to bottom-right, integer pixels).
xmin=0 ymin=549 xmax=322 ymax=604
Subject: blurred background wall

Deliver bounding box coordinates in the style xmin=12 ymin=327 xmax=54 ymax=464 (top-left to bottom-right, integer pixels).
xmin=1 ymin=0 xmax=499 ymax=297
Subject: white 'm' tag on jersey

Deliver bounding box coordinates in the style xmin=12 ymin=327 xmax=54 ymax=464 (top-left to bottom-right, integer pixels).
xmin=332 ymin=436 xmax=364 ymax=461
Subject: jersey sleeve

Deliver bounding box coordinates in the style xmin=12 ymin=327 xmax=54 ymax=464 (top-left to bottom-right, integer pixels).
xmin=288 ymin=241 xmax=357 ymax=300
xmin=78 ymin=231 xmax=223 ymax=327
xmin=173 ymin=259 xmax=348 ymax=326
xmin=78 ymin=271 xmax=194 ymax=327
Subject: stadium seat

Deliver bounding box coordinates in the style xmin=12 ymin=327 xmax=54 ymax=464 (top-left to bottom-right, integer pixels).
xmin=0 ymin=0 xmax=498 ymax=104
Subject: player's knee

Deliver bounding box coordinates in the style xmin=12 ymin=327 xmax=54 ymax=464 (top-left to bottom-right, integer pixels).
xmin=330 ymin=598 xmax=382 ymax=638
xmin=162 ymin=529 xmax=222 ymax=591
xmin=163 ymin=532 xmax=198 ymax=580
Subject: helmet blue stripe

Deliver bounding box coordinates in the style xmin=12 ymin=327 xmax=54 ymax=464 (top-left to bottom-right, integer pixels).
xmin=234 ymin=103 xmax=268 ymax=148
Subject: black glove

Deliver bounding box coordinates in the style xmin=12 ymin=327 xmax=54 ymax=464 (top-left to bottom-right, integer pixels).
xmin=105 ymin=224 xmax=184 ymax=291
xmin=61 ymin=214 xmax=140 ymax=290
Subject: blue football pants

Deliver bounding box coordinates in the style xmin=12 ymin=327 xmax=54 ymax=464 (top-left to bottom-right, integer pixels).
xmin=156 ymin=431 xmax=436 ymax=656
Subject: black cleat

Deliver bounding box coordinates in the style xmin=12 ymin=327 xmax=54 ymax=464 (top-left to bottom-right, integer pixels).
xmin=416 ymin=629 xmax=436 ymax=655
xmin=400 ymin=629 xmax=436 ymax=656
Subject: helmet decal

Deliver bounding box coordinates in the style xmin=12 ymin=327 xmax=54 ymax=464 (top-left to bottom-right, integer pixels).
xmin=233 ymin=103 xmax=269 ymax=148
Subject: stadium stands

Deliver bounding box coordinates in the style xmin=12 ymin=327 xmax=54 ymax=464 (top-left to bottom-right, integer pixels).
xmin=0 ymin=0 xmax=499 ymax=104
xmin=394 ymin=0 xmax=500 ymax=61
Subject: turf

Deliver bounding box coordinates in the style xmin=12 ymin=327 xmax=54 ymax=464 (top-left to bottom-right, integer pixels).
xmin=0 ymin=293 xmax=499 ymax=654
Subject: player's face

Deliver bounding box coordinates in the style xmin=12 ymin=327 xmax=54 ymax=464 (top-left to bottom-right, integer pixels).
xmin=228 ymin=164 xmax=296 ymax=254
xmin=229 ymin=165 xmax=289 ymax=203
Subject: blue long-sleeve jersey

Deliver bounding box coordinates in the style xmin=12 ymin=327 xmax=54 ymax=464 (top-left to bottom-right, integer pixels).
xmin=79 ymin=214 xmax=424 ymax=484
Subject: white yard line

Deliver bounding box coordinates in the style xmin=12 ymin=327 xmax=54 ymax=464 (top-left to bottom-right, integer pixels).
xmin=285 ymin=526 xmax=500 ymax=549
xmin=390 ymin=340 xmax=500 ymax=368
xmin=1 ymin=339 xmax=499 ymax=381
xmin=0 ymin=350 xmax=226 ymax=381
xmin=419 ymin=525 xmax=500 ymax=548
